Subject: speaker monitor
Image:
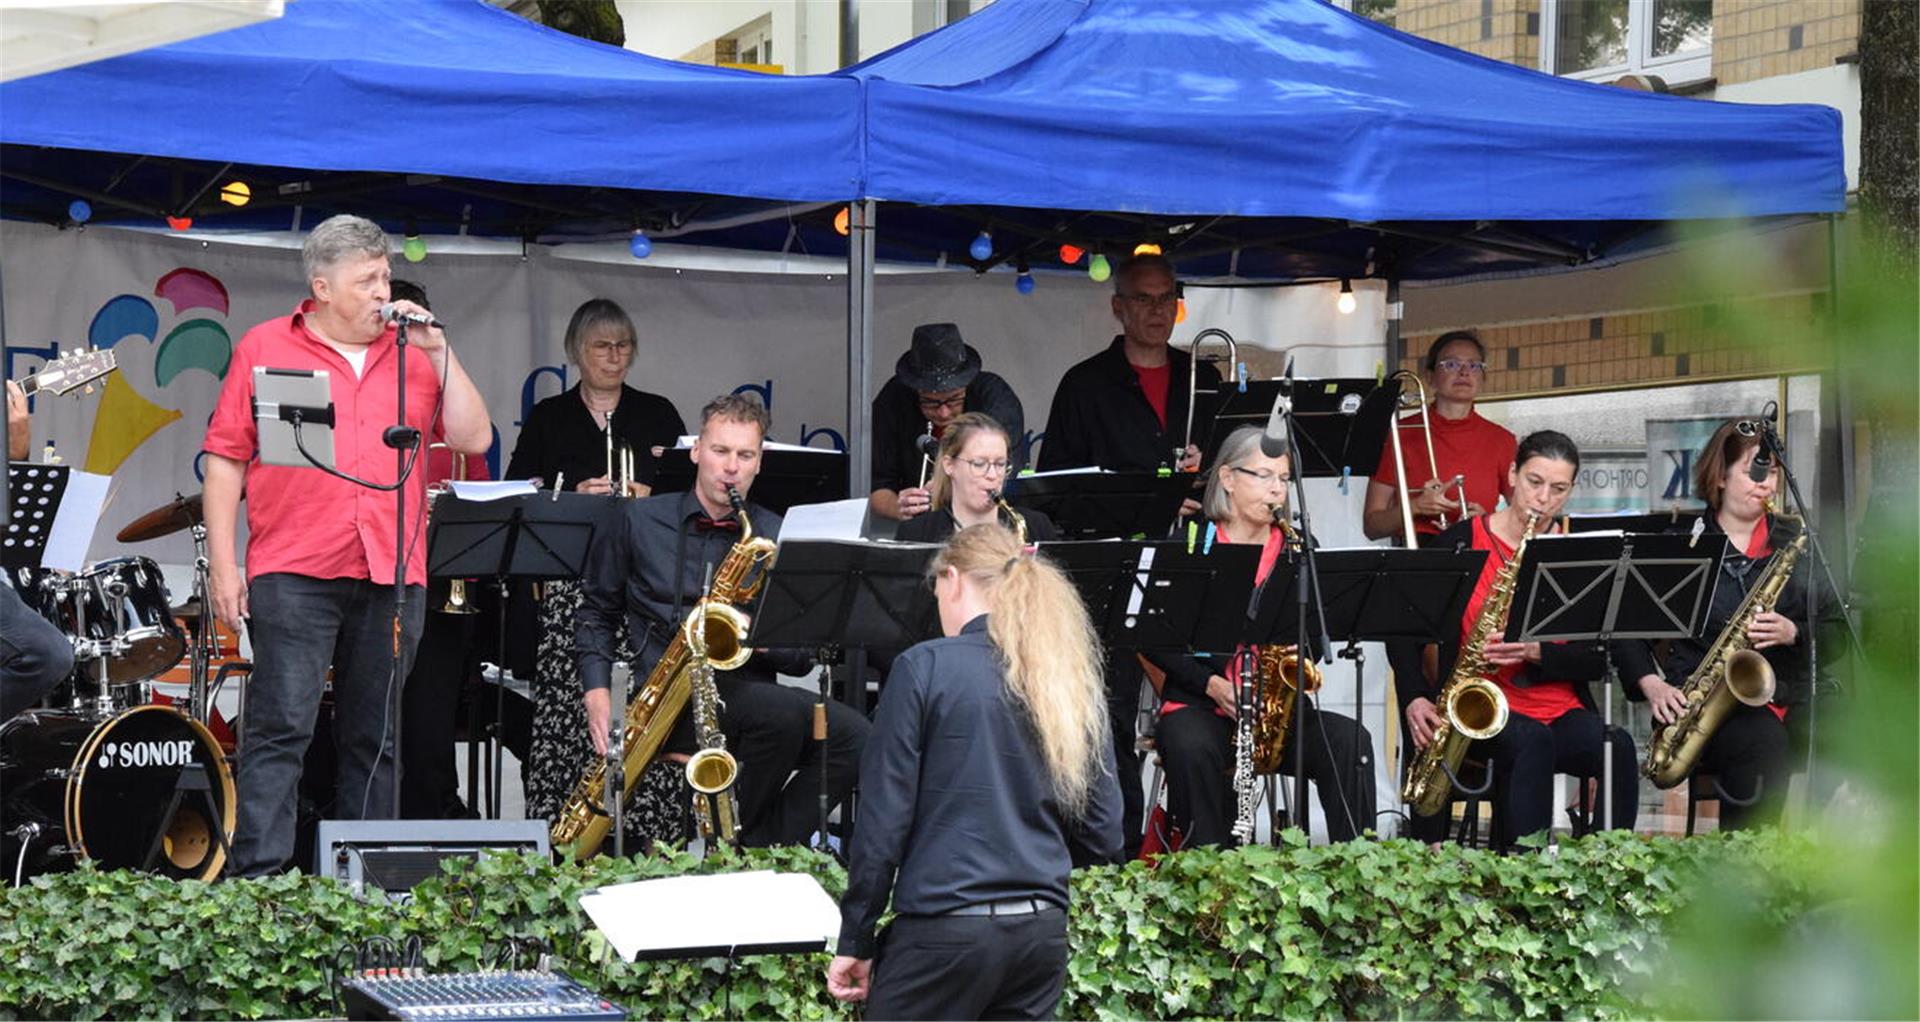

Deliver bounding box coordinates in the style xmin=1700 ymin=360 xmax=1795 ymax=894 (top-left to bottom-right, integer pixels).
xmin=314 ymin=818 xmax=550 ymax=894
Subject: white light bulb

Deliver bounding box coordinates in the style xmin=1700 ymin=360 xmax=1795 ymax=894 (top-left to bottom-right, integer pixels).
xmin=1337 ymin=290 xmax=1357 ymax=315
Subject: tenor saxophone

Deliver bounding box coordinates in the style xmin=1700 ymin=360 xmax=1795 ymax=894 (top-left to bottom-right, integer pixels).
xmin=549 ymin=486 xmax=776 ymax=861
xmin=1642 ymin=525 xmax=1805 ymax=789
xmin=1401 ymin=511 xmax=1537 ymax=818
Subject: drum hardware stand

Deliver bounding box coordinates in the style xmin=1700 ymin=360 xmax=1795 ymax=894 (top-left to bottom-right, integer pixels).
xmin=187 ymin=523 xmax=215 ymax=725
xmin=139 ymin=762 xmax=233 ymax=873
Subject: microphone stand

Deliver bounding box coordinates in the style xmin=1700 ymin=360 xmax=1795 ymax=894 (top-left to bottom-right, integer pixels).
xmin=1757 ymin=418 xmax=1863 ymax=796
xmin=381 ymin=317 xmax=421 ymax=818
xmin=1274 ymin=370 xmax=1347 ymax=842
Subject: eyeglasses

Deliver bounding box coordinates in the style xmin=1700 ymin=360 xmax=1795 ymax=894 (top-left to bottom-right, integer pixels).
xmin=957 ymin=457 xmax=1011 ymax=475
xmin=1231 ymin=466 xmax=1286 ymax=485
xmin=587 ymin=339 xmax=635 ymax=356
xmin=1118 ymin=291 xmax=1180 ymax=310
xmin=917 ymin=393 xmax=967 ymax=412
xmin=1435 ymin=358 xmax=1486 ymax=375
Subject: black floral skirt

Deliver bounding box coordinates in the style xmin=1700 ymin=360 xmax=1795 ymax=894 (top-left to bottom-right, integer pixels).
xmin=523 ymin=580 xmax=691 ymax=852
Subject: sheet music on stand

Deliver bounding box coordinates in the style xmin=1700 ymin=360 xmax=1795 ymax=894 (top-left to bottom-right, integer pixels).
xmin=5 ymin=462 xmax=109 ymax=572
xmin=579 ymin=871 xmax=840 ymax=961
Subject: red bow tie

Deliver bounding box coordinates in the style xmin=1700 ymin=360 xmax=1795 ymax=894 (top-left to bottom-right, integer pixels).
xmin=694 ymin=515 xmax=741 ymax=533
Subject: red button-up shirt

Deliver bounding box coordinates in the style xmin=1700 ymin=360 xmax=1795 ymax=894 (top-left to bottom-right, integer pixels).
xmin=203 ymin=300 xmax=445 ymax=586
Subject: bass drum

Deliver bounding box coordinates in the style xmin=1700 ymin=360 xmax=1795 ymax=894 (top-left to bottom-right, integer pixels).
xmin=0 ymin=706 xmax=235 ymax=881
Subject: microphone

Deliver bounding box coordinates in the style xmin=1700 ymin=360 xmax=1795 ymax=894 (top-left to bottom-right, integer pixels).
xmin=1747 ymin=401 xmax=1779 ymax=483
xmin=1260 ymin=360 xmax=1295 ymax=458
xmin=914 ymin=433 xmax=941 ymax=459
xmin=379 ymin=303 xmax=446 ymax=330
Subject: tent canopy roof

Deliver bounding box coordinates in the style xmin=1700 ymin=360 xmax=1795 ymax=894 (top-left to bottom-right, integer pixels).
xmin=0 ymin=0 xmax=1845 ymax=282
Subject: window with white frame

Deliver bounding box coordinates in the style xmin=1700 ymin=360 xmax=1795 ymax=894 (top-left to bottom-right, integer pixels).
xmin=1540 ymin=0 xmax=1712 ymax=84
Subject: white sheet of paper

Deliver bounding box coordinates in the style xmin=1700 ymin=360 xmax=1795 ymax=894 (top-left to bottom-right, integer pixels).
xmin=449 ymin=479 xmax=538 ymax=501
xmin=673 ymin=436 xmax=839 ymax=455
xmin=779 ymin=498 xmax=869 ymax=542
xmin=579 ymin=870 xmax=840 ymax=961
xmin=44 ymin=468 xmax=109 ymax=572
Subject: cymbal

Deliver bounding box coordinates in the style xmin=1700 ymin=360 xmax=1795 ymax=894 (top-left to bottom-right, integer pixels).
xmin=117 ymin=491 xmax=204 ymax=543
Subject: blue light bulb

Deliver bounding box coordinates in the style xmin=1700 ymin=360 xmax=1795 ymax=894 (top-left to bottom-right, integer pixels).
xmin=629 ymin=232 xmax=652 ymax=259
xmin=68 ymin=199 xmax=92 ymax=223
xmin=1015 ymin=273 xmax=1036 ymax=295
xmin=969 ymin=231 xmax=992 ymax=261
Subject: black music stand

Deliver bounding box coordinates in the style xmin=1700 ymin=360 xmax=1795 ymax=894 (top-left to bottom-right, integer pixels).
xmin=1206 ymin=377 xmax=1401 ymax=485
xmin=428 ymin=492 xmax=621 ymax=818
xmin=651 ymin=449 xmax=847 ymax=515
xmin=1040 ymin=541 xmax=1259 ymax=655
xmin=1007 ymin=473 xmax=1194 ymax=540
xmin=750 ymin=539 xmax=942 ymax=854
xmin=1568 ymin=510 xmax=1703 ymax=535
xmin=1508 ymin=531 xmax=1728 ymax=830
xmin=1248 ymin=546 xmax=1488 ymax=837
xmin=4 ymin=462 xmax=70 ymax=572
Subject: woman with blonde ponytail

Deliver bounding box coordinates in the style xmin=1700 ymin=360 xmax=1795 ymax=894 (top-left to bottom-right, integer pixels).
xmin=828 ymin=524 xmax=1121 ymax=1020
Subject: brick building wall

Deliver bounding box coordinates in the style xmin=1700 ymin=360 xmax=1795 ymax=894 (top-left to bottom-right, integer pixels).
xmin=1712 ymin=0 xmax=1860 ymax=87
xmin=1391 ymin=0 xmax=1540 ymax=66
xmin=1396 ymin=291 xmax=1827 ymax=396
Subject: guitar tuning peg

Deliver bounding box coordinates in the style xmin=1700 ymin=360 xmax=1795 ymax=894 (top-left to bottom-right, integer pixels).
xmin=83 ymin=384 xmax=95 ymax=395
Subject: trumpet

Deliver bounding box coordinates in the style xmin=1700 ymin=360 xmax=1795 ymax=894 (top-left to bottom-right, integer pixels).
xmin=426 ymin=444 xmax=479 ymax=615
xmin=1384 ymin=369 xmax=1468 ymax=544
xmin=1180 ymin=328 xmax=1241 ymax=466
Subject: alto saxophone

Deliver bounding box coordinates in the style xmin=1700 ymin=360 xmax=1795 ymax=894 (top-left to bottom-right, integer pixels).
xmin=991 ymin=489 xmax=1028 ymax=544
xmin=683 ymin=595 xmax=741 ymax=845
xmin=549 ymin=486 xmax=776 ymax=861
xmin=1642 ymin=524 xmax=1805 ymax=789
xmin=1401 ymin=511 xmax=1537 ymax=818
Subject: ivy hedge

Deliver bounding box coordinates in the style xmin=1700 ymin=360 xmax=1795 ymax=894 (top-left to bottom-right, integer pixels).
xmin=0 ymin=830 xmax=1819 ymax=1021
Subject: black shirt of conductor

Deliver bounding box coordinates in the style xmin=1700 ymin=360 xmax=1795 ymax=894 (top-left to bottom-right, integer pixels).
xmin=574 ymin=394 xmax=870 ymax=848
xmin=830 ymin=524 xmax=1123 ymax=1021
xmin=870 ymin=322 xmax=1025 ymax=524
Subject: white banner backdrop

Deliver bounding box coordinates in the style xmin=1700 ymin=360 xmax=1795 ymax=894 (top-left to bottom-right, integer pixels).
xmin=3 ymin=220 xmax=1402 ymax=835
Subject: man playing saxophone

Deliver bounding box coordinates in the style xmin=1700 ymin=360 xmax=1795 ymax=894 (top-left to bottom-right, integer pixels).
xmin=1405 ymin=431 xmax=1636 ymax=848
xmin=575 ymin=394 xmax=869 ymax=848
xmin=1144 ymin=425 xmax=1376 ymax=849
xmin=1615 ymin=419 xmax=1829 ymax=829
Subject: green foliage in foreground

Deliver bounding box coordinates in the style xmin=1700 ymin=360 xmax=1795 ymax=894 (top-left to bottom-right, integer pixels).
xmin=0 ymin=831 xmax=1822 ymax=1021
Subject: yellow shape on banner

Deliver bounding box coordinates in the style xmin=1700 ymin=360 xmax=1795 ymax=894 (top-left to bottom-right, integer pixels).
xmin=85 ymin=372 xmax=181 ymax=475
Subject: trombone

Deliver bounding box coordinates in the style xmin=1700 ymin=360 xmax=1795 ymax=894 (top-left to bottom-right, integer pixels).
xmin=426 ymin=444 xmax=480 ymax=615
xmin=1180 ymin=328 xmax=1242 ymax=467
xmin=1383 ymin=369 xmax=1468 ymax=545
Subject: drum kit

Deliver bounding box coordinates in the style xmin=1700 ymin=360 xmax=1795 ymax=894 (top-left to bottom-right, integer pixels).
xmin=3 ymin=490 xmax=240 ymax=884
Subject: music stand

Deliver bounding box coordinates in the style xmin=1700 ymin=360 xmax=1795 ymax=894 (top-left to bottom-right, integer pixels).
xmin=1006 ymin=473 xmax=1194 ymax=540
xmin=651 ymin=449 xmax=847 ymax=514
xmin=750 ymin=538 xmax=942 ymax=853
xmin=1039 ymin=541 xmax=1258 ymax=655
xmin=1206 ymin=377 xmax=1400 ymax=483
xmin=1247 ymin=546 xmax=1488 ymax=836
xmin=3 ymin=462 xmax=67 ymax=572
xmin=428 ymin=492 xmax=621 ymax=818
xmin=1508 ymin=531 xmax=1728 ymax=830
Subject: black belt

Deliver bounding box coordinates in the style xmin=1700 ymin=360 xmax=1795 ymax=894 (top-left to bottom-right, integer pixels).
xmin=941 ymin=897 xmax=1059 ymax=918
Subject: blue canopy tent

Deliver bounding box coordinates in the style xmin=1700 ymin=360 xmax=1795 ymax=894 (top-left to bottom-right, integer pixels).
xmin=0 ymin=0 xmax=860 ymax=232
xmin=0 ymin=0 xmax=1848 ymax=498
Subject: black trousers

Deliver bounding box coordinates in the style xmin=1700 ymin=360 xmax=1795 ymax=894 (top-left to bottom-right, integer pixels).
xmin=1479 ymin=708 xmax=1636 ymax=848
xmin=1106 ymin=653 xmax=1145 ymax=859
xmin=399 ymin=595 xmax=481 ymax=818
xmin=1695 ymin=703 xmax=1792 ymax=829
xmin=867 ymin=910 xmax=1069 ymax=1021
xmin=233 ymin=575 xmax=424 ymax=876
xmin=1157 ymin=699 xmax=1376 ymax=846
xmin=0 ymin=581 xmax=71 ymax=720
xmin=710 ymin=677 xmax=870 ymax=848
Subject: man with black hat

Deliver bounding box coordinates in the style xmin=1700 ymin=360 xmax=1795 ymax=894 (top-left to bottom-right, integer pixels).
xmin=869 ymin=323 xmax=1024 ymax=523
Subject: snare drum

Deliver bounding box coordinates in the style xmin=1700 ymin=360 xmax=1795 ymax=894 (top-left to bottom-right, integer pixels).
xmin=38 ymin=557 xmax=186 ymax=685
xmin=0 ymin=705 xmax=235 ymax=881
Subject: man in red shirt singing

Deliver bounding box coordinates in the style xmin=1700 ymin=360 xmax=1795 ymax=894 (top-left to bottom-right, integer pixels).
xmin=202 ymin=214 xmax=491 ymax=876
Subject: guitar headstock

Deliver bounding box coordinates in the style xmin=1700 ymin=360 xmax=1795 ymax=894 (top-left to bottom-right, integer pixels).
xmin=28 ymin=348 xmax=118 ymax=397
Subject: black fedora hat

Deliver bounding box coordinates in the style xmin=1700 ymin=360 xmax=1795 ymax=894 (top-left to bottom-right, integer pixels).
xmin=894 ymin=323 xmax=982 ymax=393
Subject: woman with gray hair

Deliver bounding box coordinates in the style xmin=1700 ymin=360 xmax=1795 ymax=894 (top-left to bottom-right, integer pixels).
xmin=505 ymin=298 xmax=684 ymax=495
xmin=1141 ymin=424 xmax=1377 ymax=850
xmin=507 ymin=297 xmax=689 ymax=846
